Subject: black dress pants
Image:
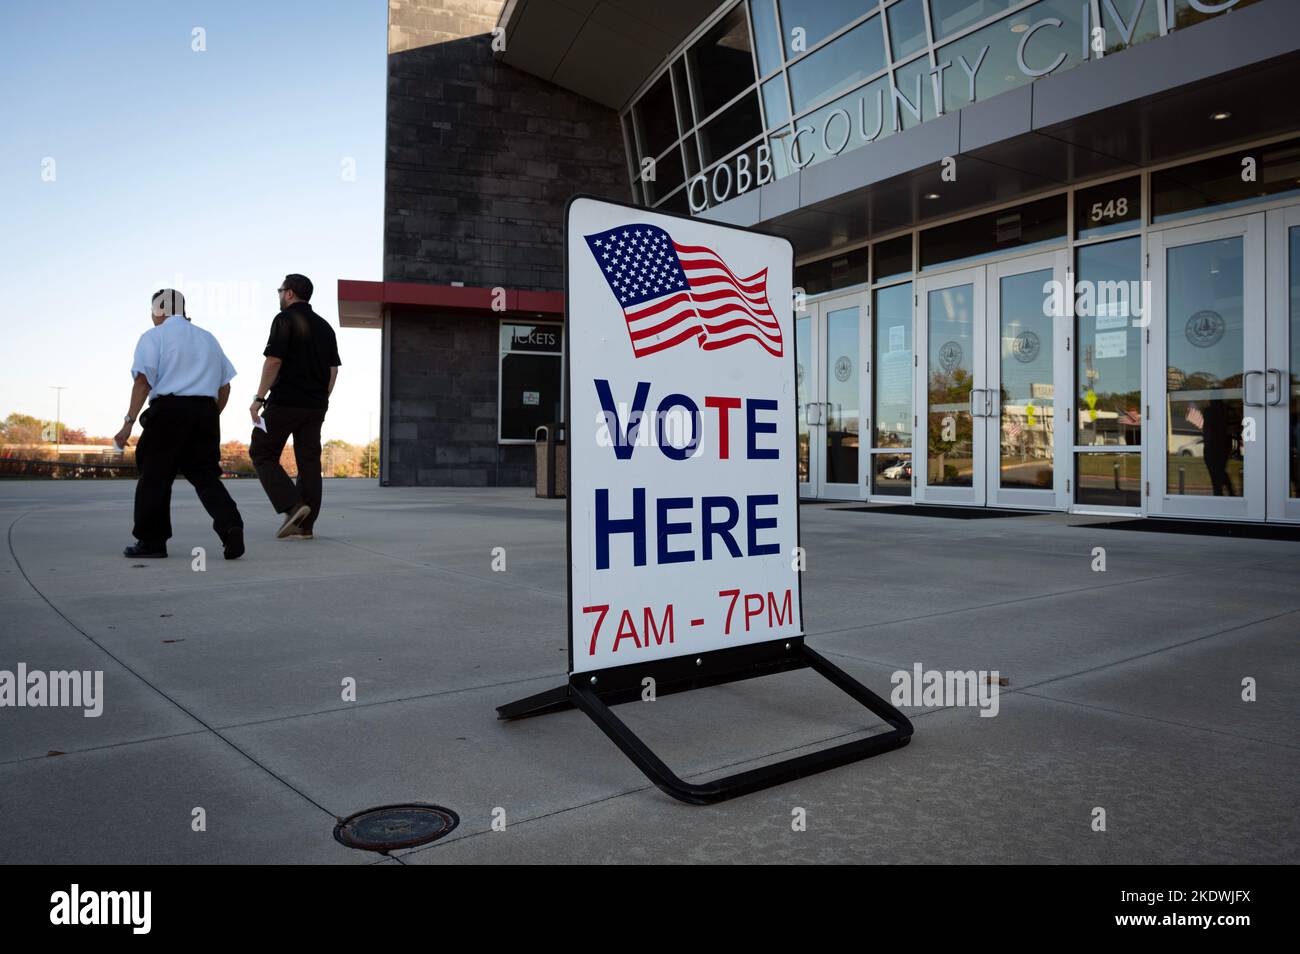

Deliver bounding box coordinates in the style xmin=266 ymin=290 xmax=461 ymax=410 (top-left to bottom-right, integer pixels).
xmin=133 ymin=396 xmax=243 ymax=545
xmin=250 ymin=404 xmax=326 ymax=533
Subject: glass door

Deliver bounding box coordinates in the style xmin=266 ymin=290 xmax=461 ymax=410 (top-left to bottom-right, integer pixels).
xmin=1148 ymin=213 xmax=1267 ymax=520
xmin=796 ymin=293 xmax=867 ymax=500
xmin=1266 ymin=205 xmax=1300 ymax=523
xmin=817 ymin=293 xmax=866 ymax=499
xmin=985 ymin=251 xmax=1071 ymax=509
xmin=796 ymin=311 xmax=818 ymax=497
xmin=869 ymin=281 xmax=914 ymax=498
xmin=915 ymin=266 xmax=986 ymax=505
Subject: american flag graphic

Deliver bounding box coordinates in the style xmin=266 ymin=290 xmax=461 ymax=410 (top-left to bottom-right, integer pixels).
xmin=584 ymin=224 xmax=783 ymax=358
xmin=1186 ymin=405 xmax=1205 ymax=429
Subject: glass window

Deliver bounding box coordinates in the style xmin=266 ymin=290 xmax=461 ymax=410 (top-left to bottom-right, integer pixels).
xmin=634 ymin=72 xmax=679 ymax=161
xmin=788 ymin=15 xmax=887 ymax=114
xmin=796 ymin=314 xmax=812 ymax=483
xmin=920 ymin=194 xmax=1067 ymax=269
xmin=657 ymin=188 xmax=692 ymax=216
xmin=779 ymin=0 xmax=871 ymax=57
xmin=825 ymin=305 xmax=860 ymax=485
xmin=1075 ymin=452 xmax=1141 ymax=507
xmin=671 ymin=58 xmax=693 ymax=128
xmin=874 ymin=281 xmax=914 ymax=450
xmin=1075 ymin=237 xmax=1143 ymax=448
xmin=1165 ymin=237 xmax=1245 ymax=497
xmin=794 ymin=246 xmax=870 ymax=295
xmin=682 ymin=134 xmax=701 ymax=178
xmin=698 ymin=91 xmax=762 ymax=166
xmin=621 ymin=113 xmax=641 ymax=205
xmin=937 ymin=0 xmax=1087 ymax=115
xmin=873 ymin=452 xmax=913 ymax=495
xmin=891 ymin=54 xmax=937 ymax=132
xmin=926 ymin=282 xmax=976 ymax=487
xmin=887 ymin=0 xmax=928 ymax=61
xmin=1171 ymin=0 xmax=1263 ymax=30
xmin=929 ymin=0 xmax=1013 ymax=41
xmin=1151 ymin=137 xmax=1300 ymax=223
xmin=761 ymin=76 xmax=790 ymax=129
xmin=789 ymin=74 xmax=893 ymax=171
xmin=874 ymin=235 xmax=912 ymax=280
xmin=750 ymin=0 xmax=784 ymax=77
xmin=643 ymin=146 xmax=685 ymax=204
xmin=1075 ymin=177 xmax=1140 ymax=240
xmin=768 ymin=126 xmax=798 ymax=180
xmin=998 ymin=268 xmax=1055 ymax=490
xmin=1096 ymin=0 xmax=1159 ymax=53
xmin=1289 ymin=226 xmax=1300 ymax=499
xmin=499 ymin=324 xmax=563 ymax=442
xmin=687 ymin=5 xmax=755 ymax=120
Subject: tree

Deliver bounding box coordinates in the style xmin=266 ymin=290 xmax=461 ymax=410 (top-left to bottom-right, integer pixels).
xmin=2 ymin=413 xmax=45 ymax=445
xmin=360 ymin=438 xmax=379 ymax=478
xmin=220 ymin=440 xmax=254 ymax=475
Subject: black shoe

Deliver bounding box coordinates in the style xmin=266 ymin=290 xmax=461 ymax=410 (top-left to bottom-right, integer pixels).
xmin=123 ymin=542 xmax=167 ymax=558
xmin=222 ymin=526 xmax=245 ymax=560
xmin=276 ymin=504 xmax=312 ymax=539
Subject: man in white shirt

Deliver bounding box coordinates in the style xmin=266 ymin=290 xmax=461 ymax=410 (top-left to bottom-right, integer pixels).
xmin=114 ymin=289 xmax=245 ymax=559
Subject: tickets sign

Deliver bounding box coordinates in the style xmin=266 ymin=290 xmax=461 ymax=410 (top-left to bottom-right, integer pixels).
xmin=565 ymin=197 xmax=801 ymax=674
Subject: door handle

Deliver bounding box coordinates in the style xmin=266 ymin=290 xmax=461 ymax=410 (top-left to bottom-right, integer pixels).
xmin=969 ymin=388 xmax=992 ymax=417
xmin=1266 ymin=368 xmax=1285 ymax=407
xmin=1243 ymin=370 xmax=1265 ymax=408
xmin=806 ymin=402 xmax=821 ymax=425
xmin=969 ymin=388 xmax=983 ymax=417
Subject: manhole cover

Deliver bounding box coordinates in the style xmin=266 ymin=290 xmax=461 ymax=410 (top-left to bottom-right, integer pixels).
xmin=334 ymin=804 xmax=459 ymax=852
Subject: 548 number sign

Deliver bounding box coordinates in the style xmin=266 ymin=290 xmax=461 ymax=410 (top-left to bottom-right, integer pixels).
xmin=1090 ymin=197 xmax=1129 ymax=221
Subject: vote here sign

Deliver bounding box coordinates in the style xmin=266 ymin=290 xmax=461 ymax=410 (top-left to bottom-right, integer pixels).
xmin=566 ymin=197 xmax=801 ymax=675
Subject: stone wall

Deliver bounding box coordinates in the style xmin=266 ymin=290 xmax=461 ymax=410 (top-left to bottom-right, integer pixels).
xmin=382 ymin=0 xmax=631 ymax=485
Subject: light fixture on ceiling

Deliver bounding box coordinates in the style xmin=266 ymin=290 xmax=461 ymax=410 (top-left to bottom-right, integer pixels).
xmin=924 ymin=192 xmax=941 ymax=200
xmin=1010 ymin=22 xmax=1029 ymax=33
xmin=1210 ymin=111 xmax=1232 ymax=121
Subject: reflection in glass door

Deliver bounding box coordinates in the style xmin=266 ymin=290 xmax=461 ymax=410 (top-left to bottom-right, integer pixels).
xmin=1149 ymin=213 xmax=1266 ymax=520
xmin=871 ymin=282 xmax=914 ymax=496
xmin=915 ymin=267 xmax=985 ymax=505
xmin=1266 ymin=206 xmax=1300 ymax=522
xmin=796 ymin=313 xmax=817 ymax=497
xmin=797 ymin=294 xmax=866 ymax=500
xmin=820 ymin=299 xmax=863 ymax=497
xmin=986 ymin=252 xmax=1069 ymax=509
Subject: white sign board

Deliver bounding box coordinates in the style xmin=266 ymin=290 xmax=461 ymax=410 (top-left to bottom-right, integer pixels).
xmin=566 ymin=197 xmax=802 ymax=674
xmin=1095 ymin=330 xmax=1128 ymax=359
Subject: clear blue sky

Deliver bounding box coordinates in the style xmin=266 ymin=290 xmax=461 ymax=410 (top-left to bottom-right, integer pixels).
xmin=0 ymin=0 xmax=386 ymax=444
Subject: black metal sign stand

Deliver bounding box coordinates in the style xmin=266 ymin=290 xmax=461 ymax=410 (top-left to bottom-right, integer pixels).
xmin=498 ymin=636 xmax=913 ymax=805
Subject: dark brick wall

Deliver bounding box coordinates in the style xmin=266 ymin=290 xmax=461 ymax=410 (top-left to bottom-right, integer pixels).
xmin=381 ymin=12 xmax=631 ymax=486
xmin=387 ymin=309 xmax=535 ymax=486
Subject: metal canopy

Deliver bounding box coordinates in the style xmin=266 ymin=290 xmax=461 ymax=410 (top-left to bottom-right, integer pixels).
xmin=495 ymin=0 xmax=710 ymax=109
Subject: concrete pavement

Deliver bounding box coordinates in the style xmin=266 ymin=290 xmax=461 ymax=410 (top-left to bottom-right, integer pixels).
xmin=0 ymin=478 xmax=1296 ymax=863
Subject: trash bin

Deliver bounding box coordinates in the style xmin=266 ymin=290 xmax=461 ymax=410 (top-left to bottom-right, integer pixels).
xmin=534 ymin=422 xmax=567 ymax=498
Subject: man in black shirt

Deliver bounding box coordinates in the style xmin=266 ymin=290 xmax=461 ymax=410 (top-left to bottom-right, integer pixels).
xmin=249 ymin=274 xmax=342 ymax=539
